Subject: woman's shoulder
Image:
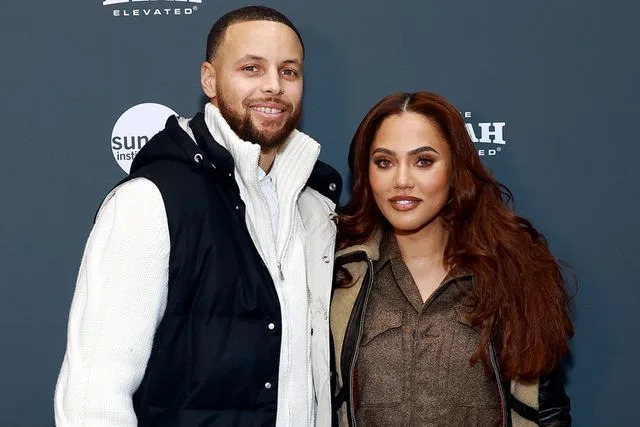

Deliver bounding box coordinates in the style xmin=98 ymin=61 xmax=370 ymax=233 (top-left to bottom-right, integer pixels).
xmin=336 ymin=228 xmax=384 ymax=261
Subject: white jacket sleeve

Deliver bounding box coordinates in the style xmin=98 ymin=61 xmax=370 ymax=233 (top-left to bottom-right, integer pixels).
xmin=54 ymin=178 xmax=170 ymax=427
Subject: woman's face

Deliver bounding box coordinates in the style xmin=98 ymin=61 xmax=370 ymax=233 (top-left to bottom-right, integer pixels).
xmin=369 ymin=112 xmax=452 ymax=234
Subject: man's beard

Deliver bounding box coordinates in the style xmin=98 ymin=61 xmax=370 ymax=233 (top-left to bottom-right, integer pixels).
xmin=216 ymin=89 xmax=301 ymax=151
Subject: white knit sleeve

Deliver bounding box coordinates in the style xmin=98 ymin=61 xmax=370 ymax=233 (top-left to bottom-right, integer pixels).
xmin=54 ymin=178 xmax=170 ymax=427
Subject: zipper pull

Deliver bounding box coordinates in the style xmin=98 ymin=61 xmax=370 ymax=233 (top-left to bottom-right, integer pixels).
xmin=277 ymin=262 xmax=284 ymax=281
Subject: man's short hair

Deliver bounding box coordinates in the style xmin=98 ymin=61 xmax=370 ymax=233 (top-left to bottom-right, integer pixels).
xmin=206 ymin=5 xmax=305 ymax=62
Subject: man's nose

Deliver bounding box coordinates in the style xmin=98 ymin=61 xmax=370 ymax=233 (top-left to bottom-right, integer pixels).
xmin=261 ymin=68 xmax=283 ymax=96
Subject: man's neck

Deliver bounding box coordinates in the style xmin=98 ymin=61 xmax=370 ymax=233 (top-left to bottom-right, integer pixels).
xmin=259 ymin=147 xmax=277 ymax=174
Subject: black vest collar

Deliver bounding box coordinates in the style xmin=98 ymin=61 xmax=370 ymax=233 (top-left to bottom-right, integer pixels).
xmin=181 ymin=112 xmax=342 ymax=205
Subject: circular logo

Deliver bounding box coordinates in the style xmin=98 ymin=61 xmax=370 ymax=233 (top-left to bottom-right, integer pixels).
xmin=110 ymin=103 xmax=177 ymax=173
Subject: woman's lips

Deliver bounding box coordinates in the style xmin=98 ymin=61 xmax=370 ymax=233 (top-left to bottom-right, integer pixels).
xmin=388 ymin=196 xmax=421 ymax=211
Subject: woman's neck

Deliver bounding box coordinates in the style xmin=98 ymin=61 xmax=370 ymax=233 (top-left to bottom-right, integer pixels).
xmin=394 ymin=218 xmax=449 ymax=268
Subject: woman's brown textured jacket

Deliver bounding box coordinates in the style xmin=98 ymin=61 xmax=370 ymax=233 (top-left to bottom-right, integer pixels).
xmin=330 ymin=231 xmax=571 ymax=427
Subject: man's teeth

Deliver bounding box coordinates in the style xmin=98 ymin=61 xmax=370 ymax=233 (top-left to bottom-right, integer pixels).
xmin=252 ymin=106 xmax=283 ymax=114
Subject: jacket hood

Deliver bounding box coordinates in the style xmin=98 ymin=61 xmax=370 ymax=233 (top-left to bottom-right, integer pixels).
xmin=129 ymin=113 xmax=234 ymax=177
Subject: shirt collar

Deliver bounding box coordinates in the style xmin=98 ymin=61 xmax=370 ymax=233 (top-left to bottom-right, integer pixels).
xmin=257 ymin=166 xmax=272 ymax=183
xmin=374 ymin=229 xmax=401 ymax=273
xmin=375 ymin=229 xmax=473 ymax=281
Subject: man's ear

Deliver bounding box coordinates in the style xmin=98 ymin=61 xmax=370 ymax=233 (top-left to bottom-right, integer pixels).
xmin=201 ymin=61 xmax=217 ymax=99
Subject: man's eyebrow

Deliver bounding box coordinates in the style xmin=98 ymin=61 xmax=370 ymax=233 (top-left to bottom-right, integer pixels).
xmin=282 ymin=59 xmax=302 ymax=67
xmin=236 ymin=54 xmax=267 ymax=63
xmin=235 ymin=55 xmax=302 ymax=67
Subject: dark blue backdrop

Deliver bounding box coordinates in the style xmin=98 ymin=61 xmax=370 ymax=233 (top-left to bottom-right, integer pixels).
xmin=1 ymin=1 xmax=638 ymax=425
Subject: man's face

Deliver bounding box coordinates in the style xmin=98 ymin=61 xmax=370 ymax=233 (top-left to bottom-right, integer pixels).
xmin=203 ymin=20 xmax=304 ymax=150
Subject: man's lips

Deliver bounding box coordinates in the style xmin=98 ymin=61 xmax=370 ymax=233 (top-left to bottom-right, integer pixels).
xmin=388 ymin=196 xmax=422 ymax=211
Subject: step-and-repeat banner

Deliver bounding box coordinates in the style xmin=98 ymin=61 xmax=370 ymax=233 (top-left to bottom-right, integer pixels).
xmin=1 ymin=1 xmax=638 ymax=425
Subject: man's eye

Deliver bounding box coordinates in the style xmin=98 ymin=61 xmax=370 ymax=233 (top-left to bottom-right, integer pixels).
xmin=243 ymin=65 xmax=259 ymax=73
xmin=281 ymin=69 xmax=298 ymax=78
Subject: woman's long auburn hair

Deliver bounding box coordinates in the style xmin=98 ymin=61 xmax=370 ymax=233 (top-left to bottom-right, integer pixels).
xmin=338 ymin=91 xmax=573 ymax=381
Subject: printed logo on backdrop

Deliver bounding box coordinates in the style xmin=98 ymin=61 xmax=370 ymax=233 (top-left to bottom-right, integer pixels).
xmin=103 ymin=0 xmax=202 ymax=18
xmin=463 ymin=112 xmax=506 ymax=157
xmin=111 ymin=103 xmax=177 ymax=173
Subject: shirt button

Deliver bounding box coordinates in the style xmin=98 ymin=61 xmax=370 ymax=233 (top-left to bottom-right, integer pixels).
xmin=268 ymin=323 xmax=275 ymax=330
xmin=265 ymin=382 xmax=272 ymax=389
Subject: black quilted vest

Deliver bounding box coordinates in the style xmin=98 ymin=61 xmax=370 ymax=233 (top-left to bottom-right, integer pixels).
xmin=104 ymin=113 xmax=341 ymax=426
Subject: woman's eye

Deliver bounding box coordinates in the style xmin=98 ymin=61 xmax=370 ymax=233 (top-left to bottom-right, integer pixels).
xmin=416 ymin=157 xmax=433 ymax=167
xmin=243 ymin=65 xmax=259 ymax=73
xmin=374 ymin=158 xmax=392 ymax=168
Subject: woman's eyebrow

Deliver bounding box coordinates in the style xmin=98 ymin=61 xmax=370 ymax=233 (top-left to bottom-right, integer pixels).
xmin=408 ymin=146 xmax=439 ymax=155
xmin=371 ymin=147 xmax=395 ymax=156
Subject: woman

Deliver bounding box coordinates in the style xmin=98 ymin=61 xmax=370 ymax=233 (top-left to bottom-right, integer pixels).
xmin=331 ymin=92 xmax=573 ymax=427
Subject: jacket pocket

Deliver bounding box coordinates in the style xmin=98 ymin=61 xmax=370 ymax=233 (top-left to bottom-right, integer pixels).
xmin=447 ymin=321 xmax=501 ymax=408
xmin=357 ymin=309 xmax=403 ymax=406
xmin=360 ymin=309 xmax=403 ymax=346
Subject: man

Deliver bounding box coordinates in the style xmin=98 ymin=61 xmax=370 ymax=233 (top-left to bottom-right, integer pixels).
xmin=54 ymin=6 xmax=341 ymax=426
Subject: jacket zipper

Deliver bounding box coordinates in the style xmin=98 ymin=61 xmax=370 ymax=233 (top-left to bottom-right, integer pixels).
xmin=489 ymin=341 xmax=511 ymax=427
xmin=275 ymin=186 xmax=306 ymax=280
xmin=252 ymin=163 xmax=294 ymax=421
xmin=348 ymin=258 xmax=374 ymax=427
xmin=307 ymin=280 xmax=313 ymax=427
xmin=277 ymin=262 xmax=285 ymax=280
xmin=263 ymin=181 xmax=319 ymax=425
